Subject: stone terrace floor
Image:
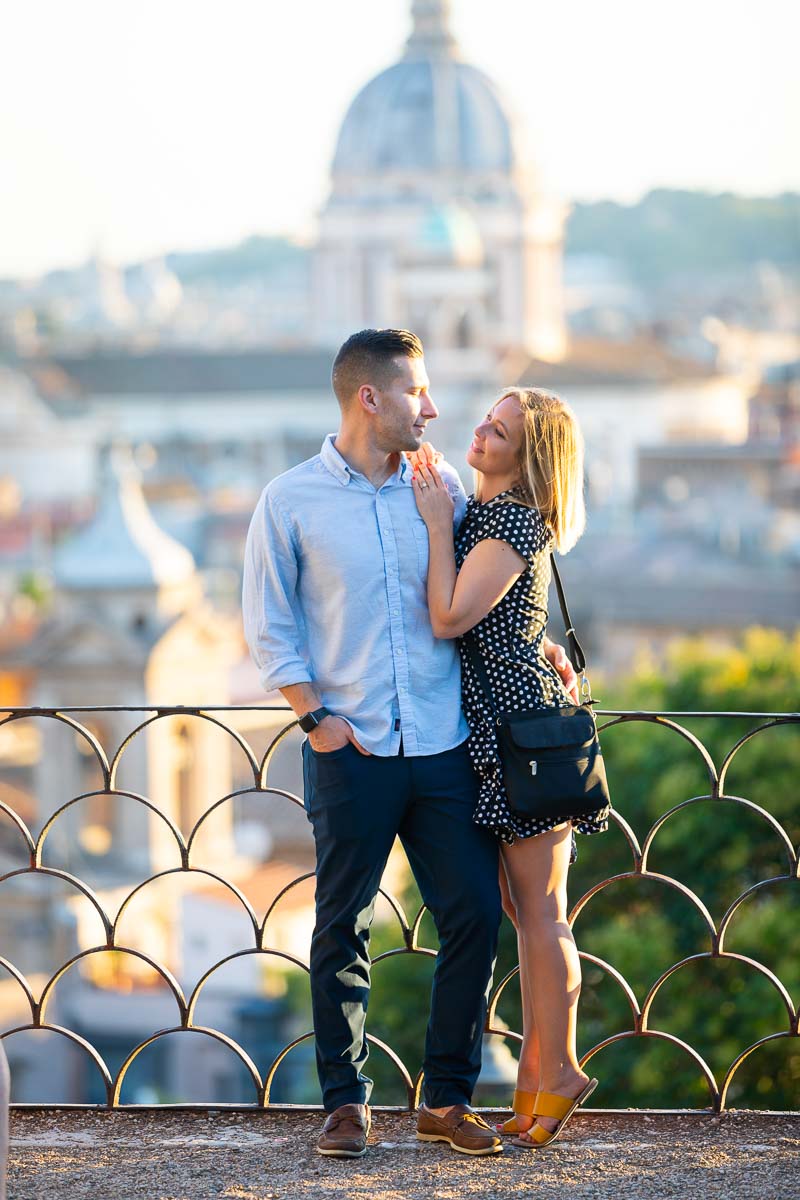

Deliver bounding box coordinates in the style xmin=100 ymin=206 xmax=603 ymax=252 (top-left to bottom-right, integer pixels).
xmin=8 ymin=1109 xmax=800 ymax=1200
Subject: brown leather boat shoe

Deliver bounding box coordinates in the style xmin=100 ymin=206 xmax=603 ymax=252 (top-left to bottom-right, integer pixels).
xmin=316 ymin=1103 xmax=371 ymax=1157
xmin=417 ymin=1105 xmax=503 ymax=1156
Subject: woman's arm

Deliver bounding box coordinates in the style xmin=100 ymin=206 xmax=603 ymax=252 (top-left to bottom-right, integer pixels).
xmin=411 ymin=465 xmax=580 ymax=697
xmin=430 ymin=535 xmax=527 ymax=639
xmin=412 ymin=464 xmax=526 ymax=639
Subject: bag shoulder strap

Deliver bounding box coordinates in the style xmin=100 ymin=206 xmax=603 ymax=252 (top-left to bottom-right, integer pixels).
xmin=549 ymin=553 xmax=586 ymax=676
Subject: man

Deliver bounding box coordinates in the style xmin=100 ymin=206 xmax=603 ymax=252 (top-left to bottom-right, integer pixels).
xmin=243 ymin=329 xmax=577 ymax=1158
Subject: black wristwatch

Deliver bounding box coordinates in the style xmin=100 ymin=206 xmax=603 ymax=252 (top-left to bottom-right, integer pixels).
xmin=298 ymin=706 xmax=331 ymax=734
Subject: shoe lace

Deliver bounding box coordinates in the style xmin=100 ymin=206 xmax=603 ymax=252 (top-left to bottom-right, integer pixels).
xmin=458 ymin=1112 xmax=492 ymax=1131
xmin=327 ymin=1111 xmax=365 ymax=1132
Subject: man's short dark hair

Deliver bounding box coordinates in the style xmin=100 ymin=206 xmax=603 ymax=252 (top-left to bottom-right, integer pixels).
xmin=332 ymin=328 xmax=423 ymax=407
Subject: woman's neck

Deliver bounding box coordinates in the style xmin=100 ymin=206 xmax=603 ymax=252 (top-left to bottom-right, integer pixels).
xmin=475 ymin=472 xmax=518 ymax=504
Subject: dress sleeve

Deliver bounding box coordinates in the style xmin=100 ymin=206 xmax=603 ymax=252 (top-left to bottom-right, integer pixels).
xmin=481 ymin=501 xmax=552 ymax=566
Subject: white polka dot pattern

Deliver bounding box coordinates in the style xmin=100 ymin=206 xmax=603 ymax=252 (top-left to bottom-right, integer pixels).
xmin=456 ymin=491 xmax=610 ymax=848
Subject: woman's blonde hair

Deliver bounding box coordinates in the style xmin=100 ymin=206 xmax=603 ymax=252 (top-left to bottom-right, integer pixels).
xmin=499 ymin=387 xmax=586 ymax=553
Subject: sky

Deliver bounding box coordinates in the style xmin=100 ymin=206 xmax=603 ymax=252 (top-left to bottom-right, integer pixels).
xmin=2 ymin=0 xmax=798 ymax=278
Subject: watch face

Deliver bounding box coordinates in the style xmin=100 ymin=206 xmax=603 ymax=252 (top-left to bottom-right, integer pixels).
xmin=300 ymin=708 xmax=325 ymax=733
xmin=299 ymin=707 xmax=328 ymax=733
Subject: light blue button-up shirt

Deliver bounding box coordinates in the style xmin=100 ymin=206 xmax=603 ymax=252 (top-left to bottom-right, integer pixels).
xmin=242 ymin=434 xmax=469 ymax=756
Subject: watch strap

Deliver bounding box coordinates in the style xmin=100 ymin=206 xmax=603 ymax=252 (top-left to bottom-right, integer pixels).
xmin=298 ymin=706 xmax=330 ymax=733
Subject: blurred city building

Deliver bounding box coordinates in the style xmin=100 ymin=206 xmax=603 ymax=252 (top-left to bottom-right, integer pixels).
xmin=0 ymin=0 xmax=796 ymax=685
xmin=562 ymin=366 xmax=800 ymax=676
xmin=0 ymin=451 xmax=325 ymax=1102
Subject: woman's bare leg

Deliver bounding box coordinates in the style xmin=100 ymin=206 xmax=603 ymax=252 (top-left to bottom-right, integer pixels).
xmin=501 ymin=824 xmax=589 ymax=1137
xmin=499 ymin=857 xmax=540 ymax=1131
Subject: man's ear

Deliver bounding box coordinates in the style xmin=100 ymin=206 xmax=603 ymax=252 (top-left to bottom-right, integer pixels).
xmin=357 ymin=384 xmax=378 ymax=412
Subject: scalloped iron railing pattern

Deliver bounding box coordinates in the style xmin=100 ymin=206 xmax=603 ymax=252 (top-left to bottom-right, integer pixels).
xmin=0 ymin=705 xmax=797 ymax=1112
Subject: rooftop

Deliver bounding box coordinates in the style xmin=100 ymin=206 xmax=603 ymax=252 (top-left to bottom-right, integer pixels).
xmin=507 ymin=335 xmax=719 ymax=386
xmin=23 ymin=349 xmax=334 ymax=401
xmin=52 ymin=446 xmax=197 ymax=594
xmin=9 ymin=1108 xmax=800 ymax=1200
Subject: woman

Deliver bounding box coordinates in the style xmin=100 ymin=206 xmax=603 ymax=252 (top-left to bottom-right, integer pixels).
xmin=409 ymin=388 xmax=609 ymax=1149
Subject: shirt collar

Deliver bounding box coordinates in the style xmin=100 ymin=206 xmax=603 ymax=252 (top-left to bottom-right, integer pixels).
xmin=319 ymin=434 xmax=352 ymax=485
xmin=320 ymin=433 xmax=411 ymax=488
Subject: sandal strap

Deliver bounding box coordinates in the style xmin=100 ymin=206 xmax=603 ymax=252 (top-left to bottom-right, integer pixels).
xmin=534 ymin=1091 xmax=574 ymax=1121
xmin=511 ymin=1089 xmax=538 ymax=1118
xmin=526 ymin=1123 xmax=554 ymax=1145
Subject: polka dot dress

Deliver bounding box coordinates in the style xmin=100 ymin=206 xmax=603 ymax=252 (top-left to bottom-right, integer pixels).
xmin=455 ymin=490 xmax=610 ymax=847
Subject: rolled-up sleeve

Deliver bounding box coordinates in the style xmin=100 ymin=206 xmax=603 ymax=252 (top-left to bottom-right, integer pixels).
xmin=242 ymin=487 xmax=312 ymax=692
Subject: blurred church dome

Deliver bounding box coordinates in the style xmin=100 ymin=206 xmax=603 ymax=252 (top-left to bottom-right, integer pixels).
xmin=54 ymin=444 xmax=200 ymax=620
xmin=332 ymin=0 xmax=519 ymax=176
xmin=415 ymin=204 xmax=483 ymax=266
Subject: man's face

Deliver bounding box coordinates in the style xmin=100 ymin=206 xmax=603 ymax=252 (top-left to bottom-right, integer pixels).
xmin=372 ymin=355 xmax=438 ymax=453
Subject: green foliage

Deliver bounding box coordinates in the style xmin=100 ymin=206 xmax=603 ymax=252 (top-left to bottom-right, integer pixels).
xmin=167 ymin=235 xmax=308 ymax=283
xmin=567 ymin=189 xmax=800 ymax=284
xmin=568 ymin=628 xmax=799 ymax=1109
xmin=139 ymin=190 xmax=800 ymax=297
xmin=17 ymin=570 xmax=52 ymax=609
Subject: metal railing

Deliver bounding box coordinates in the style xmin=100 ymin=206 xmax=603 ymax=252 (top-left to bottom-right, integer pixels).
xmin=0 ymin=704 xmax=797 ymax=1112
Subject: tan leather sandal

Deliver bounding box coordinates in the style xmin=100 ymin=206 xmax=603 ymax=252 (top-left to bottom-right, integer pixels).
xmin=496 ymin=1088 xmax=538 ymax=1134
xmin=512 ymin=1078 xmax=598 ymax=1149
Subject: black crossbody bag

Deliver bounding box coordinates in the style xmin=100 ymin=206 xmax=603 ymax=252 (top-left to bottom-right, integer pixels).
xmin=463 ymin=554 xmax=610 ymax=822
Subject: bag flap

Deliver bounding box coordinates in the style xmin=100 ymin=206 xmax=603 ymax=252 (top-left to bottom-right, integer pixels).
xmin=503 ymin=708 xmax=596 ymax=750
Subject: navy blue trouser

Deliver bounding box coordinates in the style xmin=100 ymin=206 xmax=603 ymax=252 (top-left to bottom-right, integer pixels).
xmin=301 ymin=738 xmax=501 ymax=1112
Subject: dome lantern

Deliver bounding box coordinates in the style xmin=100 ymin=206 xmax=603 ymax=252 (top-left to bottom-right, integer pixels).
xmin=405 ymin=0 xmax=458 ymax=59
